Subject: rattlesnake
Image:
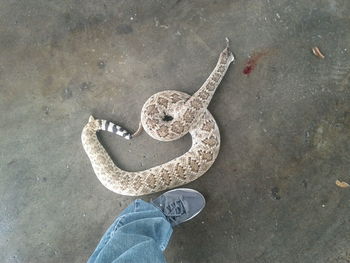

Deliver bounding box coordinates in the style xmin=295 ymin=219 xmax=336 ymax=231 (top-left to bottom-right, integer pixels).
xmin=81 ymin=39 xmax=234 ymax=196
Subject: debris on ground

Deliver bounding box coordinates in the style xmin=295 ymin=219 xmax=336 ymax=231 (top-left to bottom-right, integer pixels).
xmin=335 ymin=180 xmax=350 ymax=188
xmin=312 ymin=47 xmax=325 ymax=59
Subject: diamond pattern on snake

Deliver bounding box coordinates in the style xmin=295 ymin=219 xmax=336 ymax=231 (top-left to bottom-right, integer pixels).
xmin=81 ymin=39 xmax=235 ymax=196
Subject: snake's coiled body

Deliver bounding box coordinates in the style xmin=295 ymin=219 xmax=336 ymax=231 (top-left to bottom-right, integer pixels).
xmin=82 ymin=40 xmax=234 ymax=196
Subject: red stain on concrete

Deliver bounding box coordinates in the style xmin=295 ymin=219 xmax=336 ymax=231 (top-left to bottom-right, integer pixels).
xmin=243 ymin=51 xmax=269 ymax=75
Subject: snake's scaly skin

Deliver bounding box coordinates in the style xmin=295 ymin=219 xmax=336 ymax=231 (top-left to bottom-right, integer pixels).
xmin=81 ymin=41 xmax=234 ymax=196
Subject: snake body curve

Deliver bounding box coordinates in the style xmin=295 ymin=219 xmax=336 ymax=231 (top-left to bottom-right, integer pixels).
xmin=81 ymin=40 xmax=234 ymax=196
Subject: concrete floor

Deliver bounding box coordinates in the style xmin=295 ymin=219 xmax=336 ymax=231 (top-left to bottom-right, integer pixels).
xmin=1 ymin=0 xmax=350 ymax=262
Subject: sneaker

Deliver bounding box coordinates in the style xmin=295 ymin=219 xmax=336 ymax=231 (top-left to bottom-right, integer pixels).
xmin=151 ymin=188 xmax=206 ymax=226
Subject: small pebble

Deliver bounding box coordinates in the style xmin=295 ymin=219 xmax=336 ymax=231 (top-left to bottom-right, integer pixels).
xmin=97 ymin=60 xmax=106 ymax=69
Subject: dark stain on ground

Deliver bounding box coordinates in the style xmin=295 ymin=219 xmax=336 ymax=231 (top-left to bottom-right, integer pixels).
xmin=271 ymin=186 xmax=281 ymax=200
xmin=0 ymin=32 xmax=19 ymax=50
xmin=7 ymin=160 xmax=16 ymax=166
xmin=80 ymin=82 xmax=94 ymax=91
xmin=63 ymin=13 xmax=106 ymax=33
xmin=116 ymin=24 xmax=133 ymax=34
xmin=62 ymin=87 xmax=73 ymax=99
xmin=255 ymin=92 xmax=261 ymax=100
xmin=243 ymin=51 xmax=269 ymax=75
xmin=174 ymin=0 xmax=183 ymax=5
xmin=42 ymin=106 xmax=50 ymax=115
xmin=302 ymin=179 xmax=308 ymax=189
xmin=40 ymin=76 xmax=56 ymax=97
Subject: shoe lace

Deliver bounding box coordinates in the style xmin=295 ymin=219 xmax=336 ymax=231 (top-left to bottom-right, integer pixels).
xmin=163 ymin=197 xmax=187 ymax=224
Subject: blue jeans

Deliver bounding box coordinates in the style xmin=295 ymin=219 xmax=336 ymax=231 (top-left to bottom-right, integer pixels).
xmin=88 ymin=200 xmax=173 ymax=263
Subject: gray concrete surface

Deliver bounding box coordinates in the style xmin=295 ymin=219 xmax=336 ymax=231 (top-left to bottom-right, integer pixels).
xmin=1 ymin=0 xmax=350 ymax=262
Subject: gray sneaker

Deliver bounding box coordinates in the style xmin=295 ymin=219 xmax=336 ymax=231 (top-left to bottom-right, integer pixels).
xmin=151 ymin=188 xmax=206 ymax=226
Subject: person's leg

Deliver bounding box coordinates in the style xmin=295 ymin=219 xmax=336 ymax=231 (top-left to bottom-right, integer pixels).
xmin=88 ymin=199 xmax=172 ymax=263
xmin=87 ymin=188 xmax=205 ymax=263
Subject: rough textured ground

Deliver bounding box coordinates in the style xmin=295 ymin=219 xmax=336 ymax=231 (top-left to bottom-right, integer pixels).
xmin=1 ymin=0 xmax=350 ymax=262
